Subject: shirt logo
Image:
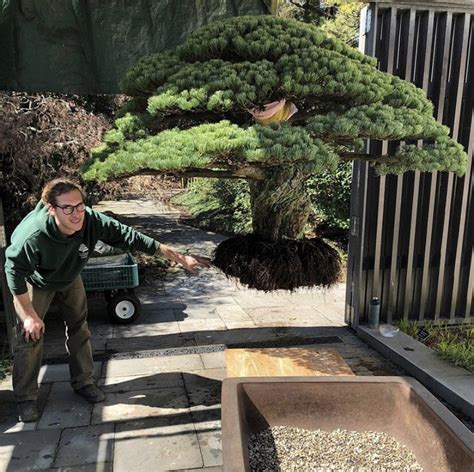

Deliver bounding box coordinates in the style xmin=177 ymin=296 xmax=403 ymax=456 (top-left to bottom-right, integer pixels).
xmin=78 ymin=243 xmax=89 ymax=259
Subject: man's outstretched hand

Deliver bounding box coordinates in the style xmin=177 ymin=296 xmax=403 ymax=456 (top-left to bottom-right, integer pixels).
xmin=181 ymin=254 xmax=212 ymax=274
xmin=158 ymin=244 xmax=211 ymax=275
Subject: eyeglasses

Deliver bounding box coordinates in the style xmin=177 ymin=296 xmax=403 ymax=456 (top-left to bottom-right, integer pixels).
xmin=55 ymin=203 xmax=86 ymax=215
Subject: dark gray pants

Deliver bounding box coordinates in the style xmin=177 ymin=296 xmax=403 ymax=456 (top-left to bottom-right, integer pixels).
xmin=13 ymin=276 xmax=94 ymax=401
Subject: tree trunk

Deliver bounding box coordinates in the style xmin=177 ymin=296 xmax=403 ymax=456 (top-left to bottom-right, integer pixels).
xmin=249 ymin=166 xmax=312 ymax=241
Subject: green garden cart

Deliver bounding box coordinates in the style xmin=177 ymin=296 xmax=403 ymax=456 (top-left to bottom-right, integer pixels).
xmin=81 ymin=252 xmax=142 ymax=324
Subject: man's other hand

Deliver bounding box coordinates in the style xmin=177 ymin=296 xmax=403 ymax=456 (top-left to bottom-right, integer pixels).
xmin=22 ymin=315 xmax=45 ymax=342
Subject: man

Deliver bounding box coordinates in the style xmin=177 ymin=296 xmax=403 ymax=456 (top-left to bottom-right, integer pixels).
xmin=4 ymin=178 xmax=210 ymax=422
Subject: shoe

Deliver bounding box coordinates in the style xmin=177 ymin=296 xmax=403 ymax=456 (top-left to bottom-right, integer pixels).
xmin=74 ymin=384 xmax=105 ymax=403
xmin=17 ymin=400 xmax=39 ymax=423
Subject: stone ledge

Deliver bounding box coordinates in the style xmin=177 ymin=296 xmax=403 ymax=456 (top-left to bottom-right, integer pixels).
xmin=357 ymin=326 xmax=474 ymax=419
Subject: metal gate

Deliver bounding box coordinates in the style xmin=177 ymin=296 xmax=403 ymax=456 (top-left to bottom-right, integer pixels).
xmin=346 ymin=0 xmax=474 ymax=327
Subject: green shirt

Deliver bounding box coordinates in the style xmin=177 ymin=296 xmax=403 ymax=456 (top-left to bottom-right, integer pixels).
xmin=5 ymin=202 xmax=159 ymax=295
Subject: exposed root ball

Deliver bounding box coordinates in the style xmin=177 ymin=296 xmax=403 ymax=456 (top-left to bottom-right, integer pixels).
xmin=213 ymin=234 xmax=341 ymax=291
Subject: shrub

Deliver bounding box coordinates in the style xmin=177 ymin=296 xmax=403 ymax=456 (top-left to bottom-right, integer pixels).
xmin=175 ymin=179 xmax=252 ymax=234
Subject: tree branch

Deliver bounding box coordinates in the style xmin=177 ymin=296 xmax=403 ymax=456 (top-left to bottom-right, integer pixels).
xmin=109 ymin=165 xmax=267 ymax=181
xmin=339 ymin=153 xmax=391 ymax=163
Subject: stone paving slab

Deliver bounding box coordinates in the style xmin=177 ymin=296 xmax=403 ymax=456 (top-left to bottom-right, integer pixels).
xmin=125 ymin=307 xmax=176 ymax=322
xmin=222 ymin=320 xmax=257 ymax=330
xmin=232 ymin=294 xmax=291 ymax=309
xmin=92 ymin=386 xmax=190 ymax=424
xmin=185 ymin=373 xmax=222 ymax=468
xmin=49 ymin=463 xmax=113 ymax=471
xmin=102 ymin=353 xmax=204 ymax=378
xmin=0 ymin=384 xmax=51 ymax=434
xmin=114 ymin=320 xmax=181 ymax=337
xmin=178 ymin=305 xmax=220 ymax=320
xmin=114 ymin=415 xmax=203 ymax=471
xmin=98 ymin=372 xmax=184 ymax=393
xmin=38 ymin=382 xmax=93 ymax=429
xmin=178 ymin=319 xmax=227 ymax=333
xmin=282 ymin=284 xmax=346 ymax=303
xmin=184 ymin=373 xmax=222 ymax=413
xmin=246 ymin=305 xmax=338 ymax=327
xmin=53 ymin=423 xmax=114 ymax=468
xmin=187 ymin=369 xmax=226 ymax=383
xmin=272 ymin=326 xmax=347 ymax=339
xmin=199 ymin=352 xmax=226 ymax=370
xmin=182 ymin=467 xmax=223 ymax=472
xmin=138 ymin=296 xmax=185 ymax=310
xmin=314 ymin=302 xmax=346 ymax=325
xmin=38 ymin=362 xmax=102 ymax=384
xmin=105 ymin=332 xmax=196 ymax=353
xmin=0 ymin=428 xmax=61 ymax=471
xmin=193 ymin=419 xmax=222 ymax=468
xmin=193 ymin=327 xmax=279 ymax=347
xmin=215 ymin=305 xmax=253 ymax=322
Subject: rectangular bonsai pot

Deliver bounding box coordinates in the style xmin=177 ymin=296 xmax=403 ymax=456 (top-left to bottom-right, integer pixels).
xmin=221 ymin=376 xmax=474 ymax=472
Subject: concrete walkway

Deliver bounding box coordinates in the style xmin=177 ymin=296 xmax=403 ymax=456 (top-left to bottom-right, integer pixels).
xmin=0 ymin=200 xmax=442 ymax=471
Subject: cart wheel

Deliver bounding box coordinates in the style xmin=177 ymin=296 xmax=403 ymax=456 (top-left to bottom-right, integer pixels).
xmin=108 ymin=293 xmax=141 ymax=324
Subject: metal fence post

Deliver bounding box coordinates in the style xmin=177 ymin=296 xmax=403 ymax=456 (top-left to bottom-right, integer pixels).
xmin=0 ymin=199 xmax=18 ymax=356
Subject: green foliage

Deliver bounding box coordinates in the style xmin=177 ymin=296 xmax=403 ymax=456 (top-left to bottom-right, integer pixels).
xmin=320 ymin=1 xmax=364 ymax=46
xmin=436 ymin=340 xmax=474 ymax=372
xmin=175 ymin=179 xmax=252 ymax=234
xmin=280 ymin=1 xmax=364 ymax=46
xmin=83 ymin=15 xmax=467 ymax=247
xmin=85 ymin=120 xmax=245 ymax=180
xmin=377 ymin=136 xmax=467 ymax=177
xmin=148 ymin=60 xmax=278 ymax=113
xmin=307 ymin=103 xmax=445 ymax=141
xmin=176 ymin=15 xmax=374 ymax=65
xmin=398 ymin=319 xmax=419 ymax=337
xmin=398 ymin=322 xmax=474 ymax=372
xmin=84 ymin=15 xmax=467 ymax=183
xmin=83 ymin=120 xmax=340 ymax=182
xmin=177 ymin=164 xmax=352 ymax=236
xmin=103 ymin=113 xmax=148 ymax=145
xmin=307 ymin=161 xmax=352 ymax=231
xmin=120 ymin=53 xmax=183 ymax=96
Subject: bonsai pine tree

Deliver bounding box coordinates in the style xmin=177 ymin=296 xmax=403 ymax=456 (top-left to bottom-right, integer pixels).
xmin=82 ymin=16 xmax=467 ymax=291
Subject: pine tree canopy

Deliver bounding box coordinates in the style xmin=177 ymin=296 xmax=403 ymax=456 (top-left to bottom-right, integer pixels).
xmin=82 ymin=15 xmax=467 ymax=182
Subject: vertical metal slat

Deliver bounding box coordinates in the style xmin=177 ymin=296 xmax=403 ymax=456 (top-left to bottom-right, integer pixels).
xmin=372 ymin=7 xmax=397 ymax=299
xmin=435 ymin=12 xmax=466 ymax=320
xmin=404 ymin=10 xmax=435 ymax=320
xmin=450 ymin=15 xmax=473 ymax=319
xmin=420 ymin=12 xmax=453 ymax=321
xmin=388 ymin=9 xmax=417 ymax=323
xmin=346 ymin=3 xmax=379 ymax=326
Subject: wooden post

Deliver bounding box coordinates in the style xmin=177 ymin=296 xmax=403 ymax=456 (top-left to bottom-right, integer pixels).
xmin=0 ymin=199 xmax=18 ymax=356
